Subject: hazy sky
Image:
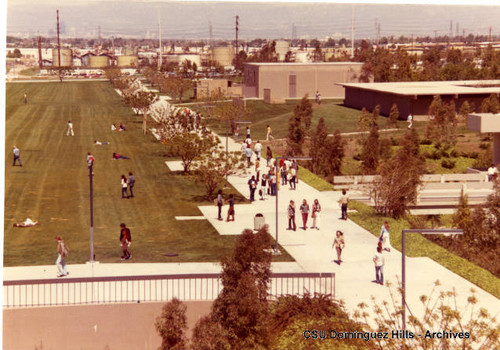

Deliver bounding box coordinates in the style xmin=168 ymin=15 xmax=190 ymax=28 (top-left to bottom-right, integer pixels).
xmin=4 ymin=0 xmax=500 ymax=40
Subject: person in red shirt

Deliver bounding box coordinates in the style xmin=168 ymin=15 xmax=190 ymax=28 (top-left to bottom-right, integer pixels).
xmin=119 ymin=223 xmax=132 ymax=260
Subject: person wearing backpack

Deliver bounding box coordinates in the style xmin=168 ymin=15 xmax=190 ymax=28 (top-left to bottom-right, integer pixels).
xmin=55 ymin=236 xmax=69 ymax=277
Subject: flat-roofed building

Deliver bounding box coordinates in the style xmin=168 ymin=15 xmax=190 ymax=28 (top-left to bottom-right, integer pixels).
xmin=243 ymin=62 xmax=363 ymax=102
xmin=468 ymin=113 xmax=500 ymax=165
xmin=339 ymin=80 xmax=500 ymax=118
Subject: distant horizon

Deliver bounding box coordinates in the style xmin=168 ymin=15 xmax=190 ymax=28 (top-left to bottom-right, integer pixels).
xmin=6 ymin=1 xmax=500 ymax=41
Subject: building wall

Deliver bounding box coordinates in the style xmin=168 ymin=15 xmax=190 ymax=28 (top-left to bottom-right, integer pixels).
xmin=244 ymin=63 xmax=362 ymax=100
xmin=345 ymin=88 xmax=498 ymax=118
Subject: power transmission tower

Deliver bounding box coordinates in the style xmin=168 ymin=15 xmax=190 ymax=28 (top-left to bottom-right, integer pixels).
xmin=235 ymin=15 xmax=239 ymax=56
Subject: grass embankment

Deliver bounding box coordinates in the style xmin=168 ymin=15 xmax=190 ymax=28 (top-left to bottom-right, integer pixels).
xmin=4 ymin=81 xmax=293 ymax=266
xmin=297 ymin=166 xmax=500 ymax=299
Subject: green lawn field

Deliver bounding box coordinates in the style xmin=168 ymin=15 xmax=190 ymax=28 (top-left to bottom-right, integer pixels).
xmin=4 ymin=81 xmax=293 ymax=266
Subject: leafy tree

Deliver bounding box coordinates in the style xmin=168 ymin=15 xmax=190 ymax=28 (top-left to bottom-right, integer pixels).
xmin=458 ymin=100 xmax=471 ymax=125
xmin=192 ymin=145 xmax=246 ymax=199
xmin=210 ymin=228 xmax=273 ymax=348
xmin=124 ymin=89 xmax=158 ymax=134
xmin=232 ymin=50 xmax=248 ymax=71
xmin=104 ymin=67 xmax=122 ymax=85
xmin=287 ymin=95 xmax=312 ymax=155
xmin=426 ymin=95 xmax=457 ymax=145
xmin=158 ymin=75 xmax=193 ymax=103
xmin=372 ymin=129 xmax=425 ymax=217
xmin=191 ymin=316 xmax=231 ymax=350
xmin=387 ymin=103 xmax=400 ymax=128
xmin=308 ymin=117 xmax=329 ymax=175
xmin=361 ymin=106 xmax=381 ymax=175
xmin=7 ymin=48 xmax=22 ymax=58
xmin=325 ymin=129 xmax=345 ymax=178
xmin=358 ymin=107 xmax=372 ymax=133
xmin=164 ymin=133 xmax=219 ymax=173
xmin=155 ymin=298 xmax=188 ymax=350
xmin=480 ymin=93 xmax=500 ymax=113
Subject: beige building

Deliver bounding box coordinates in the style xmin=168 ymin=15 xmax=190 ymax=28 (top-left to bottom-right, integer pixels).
xmin=340 ymin=80 xmax=500 ymax=118
xmin=195 ymin=79 xmax=242 ymax=99
xmin=468 ymin=113 xmax=500 ymax=165
xmin=243 ymin=62 xmax=363 ymax=102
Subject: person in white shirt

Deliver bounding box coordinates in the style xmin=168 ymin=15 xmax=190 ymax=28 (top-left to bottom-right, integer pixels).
xmin=379 ymin=221 xmax=391 ymax=252
xmin=373 ymin=245 xmax=385 ymax=285
xmin=407 ymin=114 xmax=413 ymax=129
xmin=66 ymin=120 xmax=74 ymax=136
xmin=488 ymin=164 xmax=498 ymax=182
xmin=254 ymin=140 xmax=262 ymax=160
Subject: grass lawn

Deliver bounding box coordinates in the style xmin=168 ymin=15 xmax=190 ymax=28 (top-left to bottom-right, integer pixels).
xmin=4 ymin=81 xmax=293 ymax=266
xmin=205 ymin=99 xmax=411 ymax=141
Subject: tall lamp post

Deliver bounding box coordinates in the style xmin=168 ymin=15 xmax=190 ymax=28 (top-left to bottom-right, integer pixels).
xmin=87 ymin=153 xmax=95 ymax=263
xmin=401 ymin=228 xmax=463 ymax=330
xmin=274 ymin=156 xmax=312 ymax=255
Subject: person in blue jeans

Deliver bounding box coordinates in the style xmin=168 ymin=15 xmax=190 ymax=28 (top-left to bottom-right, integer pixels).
xmin=12 ymin=146 xmax=22 ymax=166
xmin=248 ymin=176 xmax=257 ymax=201
xmin=128 ymin=172 xmax=135 ymax=198
xmin=373 ymin=244 xmax=385 ymax=285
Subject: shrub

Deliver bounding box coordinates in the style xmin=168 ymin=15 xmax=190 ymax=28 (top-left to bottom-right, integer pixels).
xmin=353 ymin=153 xmax=362 ymax=161
xmin=468 ymin=151 xmax=479 ymax=159
xmin=449 ymin=149 xmax=458 ymax=158
xmin=420 ymin=139 xmax=433 ymax=145
xmin=479 ymin=142 xmax=490 ymax=150
xmin=441 ymin=159 xmax=456 ymax=169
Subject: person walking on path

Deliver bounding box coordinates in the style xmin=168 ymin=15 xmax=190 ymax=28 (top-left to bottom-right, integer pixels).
xmin=266 ymin=146 xmax=273 ymax=167
xmin=12 ymin=146 xmax=22 ymax=166
xmin=270 ymin=172 xmax=277 ymax=196
xmin=254 ymin=140 xmax=262 ymax=160
xmin=66 ymin=120 xmax=74 ymax=136
xmin=121 ymin=174 xmax=129 ymax=199
xmin=216 ymin=190 xmax=224 ymax=220
xmin=373 ymin=244 xmax=385 ymax=285
xmin=280 ymin=158 xmax=287 ymax=185
xmin=287 ymin=200 xmax=297 ymax=231
xmin=338 ymin=189 xmax=349 ymax=220
xmin=311 ymin=199 xmax=321 ymax=230
xmin=259 ymin=174 xmax=267 ymax=200
xmin=407 ymin=113 xmax=413 ymax=129
xmin=128 ymin=172 xmax=135 ymax=198
xmin=24 ymin=92 xmax=28 ymax=104
xmin=244 ymin=145 xmax=253 ymax=168
xmin=55 ymin=236 xmax=69 ymax=277
xmin=291 ymin=160 xmax=299 ymax=185
xmin=119 ymin=223 xmax=132 ymax=260
xmin=379 ymin=221 xmax=392 ymax=252
xmin=255 ymin=159 xmax=261 ymax=182
xmin=248 ymin=175 xmax=257 ymax=201
xmin=266 ymin=124 xmax=274 ymax=141
xmin=226 ymin=194 xmax=235 ymax=222
xmin=246 ymin=126 xmax=251 ymax=139
xmin=289 ymin=167 xmax=297 ymax=190
xmin=299 ymin=199 xmax=310 ymax=230
xmin=333 ymin=230 xmax=345 ymax=264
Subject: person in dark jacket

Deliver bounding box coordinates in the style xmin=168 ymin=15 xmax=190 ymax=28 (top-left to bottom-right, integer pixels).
xmin=119 ymin=223 xmax=132 ymax=260
xmin=128 ymin=172 xmax=135 ymax=198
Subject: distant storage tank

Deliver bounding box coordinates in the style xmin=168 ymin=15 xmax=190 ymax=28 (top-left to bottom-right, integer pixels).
xmin=178 ymin=54 xmax=201 ymax=68
xmin=123 ymin=47 xmax=137 ymax=56
xmin=275 ymin=41 xmax=290 ymax=61
xmin=52 ymin=48 xmax=72 ymax=67
xmin=117 ymin=55 xmax=138 ymax=68
xmin=212 ymin=46 xmax=234 ymax=67
xmin=89 ymin=55 xmax=109 ymax=68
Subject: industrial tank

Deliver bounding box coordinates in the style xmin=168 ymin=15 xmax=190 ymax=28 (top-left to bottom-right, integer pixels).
xmin=89 ymin=55 xmax=109 ymax=68
xmin=117 ymin=55 xmax=138 ymax=67
xmin=52 ymin=48 xmax=72 ymax=67
xmin=212 ymin=46 xmax=234 ymax=67
xmin=178 ymin=54 xmax=201 ymax=68
xmin=275 ymin=41 xmax=290 ymax=61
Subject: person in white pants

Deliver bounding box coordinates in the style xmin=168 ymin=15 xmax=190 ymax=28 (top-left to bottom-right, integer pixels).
xmin=311 ymin=199 xmax=321 ymax=230
xmin=66 ymin=120 xmax=74 ymax=136
xmin=379 ymin=221 xmax=392 ymax=252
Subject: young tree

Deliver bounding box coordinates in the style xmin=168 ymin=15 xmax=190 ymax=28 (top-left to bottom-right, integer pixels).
xmin=480 ymin=93 xmax=500 ymax=113
xmin=458 ymin=100 xmax=471 ymax=125
xmin=124 ymin=90 xmax=158 ymax=134
xmin=361 ymin=115 xmax=380 ymax=175
xmin=325 ymin=129 xmax=345 ymax=178
xmin=192 ymin=145 xmax=246 ymax=199
xmin=308 ymin=117 xmax=329 ymax=174
xmin=387 ymin=103 xmax=400 ymax=128
xmin=163 ymin=133 xmax=219 ymax=173
xmin=155 ymin=298 xmax=188 ymax=350
xmin=286 ymin=98 xmax=309 ymax=156
xmin=210 ymin=228 xmax=273 ymax=348
xmin=372 ymin=129 xmax=425 ymax=217
xmin=158 ymin=75 xmax=193 ymax=103
xmin=296 ymin=94 xmax=313 ymax=131
xmin=358 ymin=107 xmax=372 ymax=133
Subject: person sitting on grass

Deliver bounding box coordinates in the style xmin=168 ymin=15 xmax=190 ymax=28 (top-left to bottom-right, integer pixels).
xmin=119 ymin=123 xmax=126 ymax=131
xmin=13 ymin=218 xmax=39 ymax=227
xmin=113 ymin=152 xmax=130 ymax=160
